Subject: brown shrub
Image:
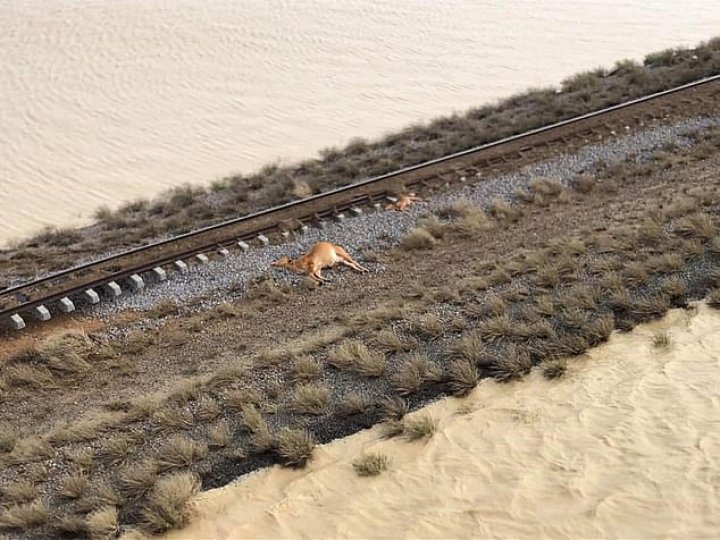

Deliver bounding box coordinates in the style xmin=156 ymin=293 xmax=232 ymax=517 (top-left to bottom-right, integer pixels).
xmin=353 ymin=452 xmax=390 ymax=477
xmin=291 ymin=383 xmax=331 ymax=415
xmin=448 ymin=358 xmax=479 ymax=397
xmin=142 ymin=472 xmax=200 ymax=533
xmin=155 ymin=436 xmax=208 ymax=473
xmin=277 ymin=428 xmax=315 ymax=468
xmin=290 ymin=355 xmax=322 ymax=383
xmin=400 ymin=228 xmax=436 ymax=250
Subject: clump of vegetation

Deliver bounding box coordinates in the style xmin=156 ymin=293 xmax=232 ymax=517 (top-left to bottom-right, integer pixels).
xmin=448 ymin=358 xmax=479 ymax=397
xmin=391 ymin=353 xmax=442 ymax=396
xmin=328 ymin=340 xmax=386 ymax=377
xmin=541 ymin=359 xmax=567 ymax=380
xmin=400 ymin=227 xmax=436 ymax=250
xmin=353 ymin=452 xmax=390 ymax=477
xmin=142 ymin=472 xmax=200 ymax=533
xmin=291 ymin=383 xmax=331 ymax=415
xmin=276 ymin=428 xmax=315 ymax=467
xmin=403 ymin=415 xmax=438 ymax=441
xmin=652 ymin=331 xmax=671 ymax=349
xmin=0 ymin=500 xmax=50 ymax=530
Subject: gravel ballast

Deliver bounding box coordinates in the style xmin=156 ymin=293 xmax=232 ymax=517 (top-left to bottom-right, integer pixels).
xmin=91 ymin=116 xmax=719 ymax=319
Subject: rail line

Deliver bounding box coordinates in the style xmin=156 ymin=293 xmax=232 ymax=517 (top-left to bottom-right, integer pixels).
xmin=2 ymin=74 xmax=719 ymax=330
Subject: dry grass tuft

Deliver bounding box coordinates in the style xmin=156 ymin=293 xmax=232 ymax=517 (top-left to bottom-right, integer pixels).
xmin=652 ymin=331 xmax=671 ymax=349
xmin=707 ymin=288 xmax=720 ymax=308
xmin=541 ymin=359 xmax=567 ymax=380
xmin=391 ymin=353 xmax=442 ymax=396
xmin=119 ymin=460 xmax=159 ymax=500
xmin=4 ymin=364 xmax=54 ymax=388
xmin=6 ymin=437 xmax=54 ymax=465
xmin=630 ymin=294 xmax=672 ymax=319
xmin=277 ymin=428 xmax=315 ymax=467
xmin=100 ymin=436 xmax=136 ymax=466
xmin=0 ymin=428 xmax=17 ymax=454
xmin=409 ymin=313 xmax=446 ymax=339
xmin=477 ymin=314 xmax=513 ymax=343
xmin=328 ymin=340 xmax=386 ymax=377
xmin=208 ymin=420 xmax=231 ymax=448
xmin=400 ymin=227 xmax=436 ymax=250
xmin=241 ymin=405 xmax=274 ymax=452
xmin=674 ymin=213 xmax=717 ymax=241
xmin=448 ymin=358 xmax=479 ymax=397
xmin=488 ymin=198 xmax=522 ymax=222
xmin=490 ymin=344 xmax=533 ymax=381
xmin=1 ymin=480 xmax=37 ymax=503
xmin=291 ymin=383 xmax=331 ymax=415
xmin=225 ymin=388 xmax=262 ymax=409
xmin=380 ymin=396 xmax=410 ymax=421
xmin=659 ymin=276 xmax=687 ymax=300
xmin=86 ymin=506 xmax=119 ymax=539
xmin=195 ymin=396 xmax=222 ymax=422
xmin=155 ymin=436 xmax=208 ymax=472
xmin=290 ymin=355 xmax=322 ymax=383
xmin=58 ymin=471 xmax=89 ymax=499
xmin=529 ymin=176 xmax=563 ymax=197
xmin=403 ymin=415 xmax=438 ymax=441
xmin=0 ymin=500 xmax=50 ymax=530
xmin=154 ymin=407 xmax=194 ymax=432
xmin=372 ymin=329 xmax=417 ymax=354
xmin=338 ymin=392 xmax=370 ymax=417
xmin=353 ymin=452 xmax=390 ymax=476
xmin=583 ymin=313 xmax=615 ymax=346
xmin=142 ymin=472 xmax=200 ymax=533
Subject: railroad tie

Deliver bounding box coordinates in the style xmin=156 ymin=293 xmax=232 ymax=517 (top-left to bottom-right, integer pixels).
xmin=84 ymin=289 xmax=100 ymax=304
xmin=174 ymin=260 xmax=189 ymax=273
xmin=151 ymin=267 xmax=167 ymax=281
xmin=106 ymin=281 xmax=122 ymax=297
xmin=9 ymin=313 xmax=26 ymax=330
xmin=34 ymin=305 xmax=51 ymax=321
xmin=59 ymin=297 xmax=75 ymax=313
xmin=128 ymin=274 xmax=145 ymax=290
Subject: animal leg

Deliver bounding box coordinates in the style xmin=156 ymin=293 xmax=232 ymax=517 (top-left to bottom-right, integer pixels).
xmin=334 ymin=245 xmax=369 ymax=273
xmin=313 ymin=269 xmax=329 ymax=282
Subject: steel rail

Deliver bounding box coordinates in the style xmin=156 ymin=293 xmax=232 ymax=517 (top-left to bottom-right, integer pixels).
xmin=2 ymin=74 xmax=719 ymax=323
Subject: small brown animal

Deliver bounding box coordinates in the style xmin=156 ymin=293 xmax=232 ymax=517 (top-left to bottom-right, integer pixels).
xmin=386 ymin=192 xmax=423 ymax=212
xmin=271 ymin=241 xmax=369 ymax=283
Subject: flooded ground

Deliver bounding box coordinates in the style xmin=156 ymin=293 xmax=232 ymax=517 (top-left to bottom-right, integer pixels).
xmin=164 ymin=304 xmax=720 ymax=539
xmin=2 ymin=1 xmax=719 ymax=245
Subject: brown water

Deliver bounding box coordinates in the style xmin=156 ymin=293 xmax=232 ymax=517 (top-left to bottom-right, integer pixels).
xmin=162 ymin=304 xmax=720 ymax=539
xmin=2 ymin=2 xmax=719 ymax=246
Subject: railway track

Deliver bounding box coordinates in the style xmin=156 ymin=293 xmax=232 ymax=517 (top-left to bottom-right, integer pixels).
xmin=2 ymin=74 xmax=719 ymax=331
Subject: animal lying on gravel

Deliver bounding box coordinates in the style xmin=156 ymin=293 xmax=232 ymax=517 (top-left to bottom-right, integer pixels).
xmin=271 ymin=241 xmax=369 ymax=283
xmin=386 ymin=192 xmax=423 ymax=211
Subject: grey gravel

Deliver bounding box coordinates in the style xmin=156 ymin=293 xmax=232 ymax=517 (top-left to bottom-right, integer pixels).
xmin=91 ymin=116 xmax=718 ymax=321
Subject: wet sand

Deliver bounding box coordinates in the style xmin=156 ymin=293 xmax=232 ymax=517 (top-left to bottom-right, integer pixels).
xmin=164 ymin=304 xmax=720 ymax=539
xmin=2 ymin=1 xmax=720 ymax=245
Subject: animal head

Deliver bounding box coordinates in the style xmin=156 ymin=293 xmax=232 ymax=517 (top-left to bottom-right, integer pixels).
xmin=271 ymin=256 xmax=303 ymax=273
xmin=271 ymin=256 xmax=293 ymax=268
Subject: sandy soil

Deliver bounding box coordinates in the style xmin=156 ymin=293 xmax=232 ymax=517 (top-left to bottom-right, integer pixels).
xmin=165 ymin=304 xmax=720 ymax=540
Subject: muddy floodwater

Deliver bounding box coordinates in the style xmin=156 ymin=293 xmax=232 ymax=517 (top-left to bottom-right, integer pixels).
xmin=163 ymin=304 xmax=720 ymax=539
xmin=2 ymin=1 xmax=720 ymax=245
